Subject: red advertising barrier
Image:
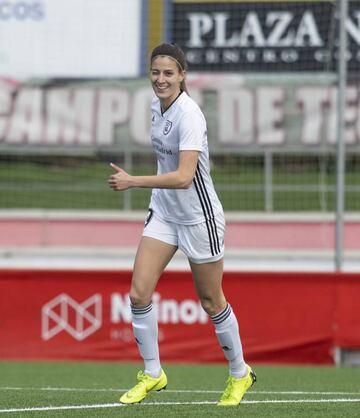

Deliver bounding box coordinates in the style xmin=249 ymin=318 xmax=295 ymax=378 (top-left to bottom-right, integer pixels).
xmin=0 ymin=269 xmax=359 ymax=364
xmin=335 ymin=275 xmax=360 ymax=348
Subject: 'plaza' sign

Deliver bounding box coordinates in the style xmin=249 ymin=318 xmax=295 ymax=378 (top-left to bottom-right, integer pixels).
xmin=173 ymin=1 xmax=360 ymax=73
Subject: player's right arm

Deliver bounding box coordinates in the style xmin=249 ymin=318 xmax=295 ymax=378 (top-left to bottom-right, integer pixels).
xmin=108 ymin=150 xmax=199 ymax=191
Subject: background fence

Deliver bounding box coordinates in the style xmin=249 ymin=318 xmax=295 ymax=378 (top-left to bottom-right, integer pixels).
xmin=1 ymin=150 xmax=360 ymax=213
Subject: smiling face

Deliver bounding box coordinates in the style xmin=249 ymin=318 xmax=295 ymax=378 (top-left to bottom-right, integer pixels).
xmin=150 ymin=55 xmax=185 ymax=110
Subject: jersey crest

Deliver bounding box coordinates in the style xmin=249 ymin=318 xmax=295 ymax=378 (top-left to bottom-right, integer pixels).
xmin=163 ymin=120 xmax=172 ymax=135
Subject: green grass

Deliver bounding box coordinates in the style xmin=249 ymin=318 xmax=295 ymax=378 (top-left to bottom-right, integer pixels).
xmin=0 ymin=361 xmax=360 ymax=417
xmin=1 ymin=157 xmax=360 ymax=211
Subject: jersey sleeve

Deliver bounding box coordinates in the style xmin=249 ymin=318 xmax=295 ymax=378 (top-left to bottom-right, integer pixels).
xmin=178 ymin=111 xmax=205 ymax=151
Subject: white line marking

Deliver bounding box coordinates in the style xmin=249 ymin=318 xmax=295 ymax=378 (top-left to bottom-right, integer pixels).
xmin=0 ymin=387 xmax=221 ymax=393
xmin=254 ymin=391 xmax=360 ymax=396
xmin=1 ymin=399 xmax=360 ymax=413
xmin=0 ymin=387 xmax=359 ymax=396
xmin=0 ymin=403 xmax=124 ymax=413
xmin=244 ymin=399 xmax=360 ymax=404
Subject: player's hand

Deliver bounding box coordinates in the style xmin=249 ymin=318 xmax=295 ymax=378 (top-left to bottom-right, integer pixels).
xmin=108 ymin=163 xmax=133 ymax=191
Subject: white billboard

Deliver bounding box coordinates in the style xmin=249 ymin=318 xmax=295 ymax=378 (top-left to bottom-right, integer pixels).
xmin=2 ymin=75 xmax=360 ymax=152
xmin=0 ymin=0 xmax=142 ymax=79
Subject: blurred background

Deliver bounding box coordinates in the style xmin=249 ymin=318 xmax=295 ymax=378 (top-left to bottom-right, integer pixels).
xmin=0 ymin=0 xmax=359 ymax=366
xmin=1 ymin=0 xmax=360 ymax=270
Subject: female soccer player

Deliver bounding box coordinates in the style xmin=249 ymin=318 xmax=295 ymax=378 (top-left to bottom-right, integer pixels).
xmin=108 ymin=43 xmax=256 ymax=407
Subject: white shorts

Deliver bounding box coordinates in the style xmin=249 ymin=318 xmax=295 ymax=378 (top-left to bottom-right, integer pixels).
xmin=142 ymin=209 xmax=225 ymax=264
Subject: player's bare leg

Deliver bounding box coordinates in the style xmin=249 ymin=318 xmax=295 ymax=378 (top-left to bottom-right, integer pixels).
xmin=190 ymin=258 xmax=256 ymax=406
xmin=120 ymin=237 xmax=177 ymax=404
xmin=189 ymin=258 xmax=226 ymax=316
xmin=130 ymin=236 xmax=177 ymax=307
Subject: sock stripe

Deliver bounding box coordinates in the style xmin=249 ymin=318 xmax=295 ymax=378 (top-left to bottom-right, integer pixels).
xmin=211 ymin=304 xmax=230 ymax=321
xmin=131 ymin=303 xmax=153 ymax=315
xmin=211 ymin=304 xmax=232 ymax=324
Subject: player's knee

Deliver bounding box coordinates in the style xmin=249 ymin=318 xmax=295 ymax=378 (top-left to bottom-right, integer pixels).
xmin=200 ymin=297 xmax=225 ymax=317
xmin=129 ymin=291 xmax=152 ymax=307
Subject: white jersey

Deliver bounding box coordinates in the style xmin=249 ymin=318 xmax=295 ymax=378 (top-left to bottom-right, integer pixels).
xmin=149 ymin=91 xmax=223 ymax=225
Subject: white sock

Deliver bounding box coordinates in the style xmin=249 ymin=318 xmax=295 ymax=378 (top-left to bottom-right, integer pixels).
xmin=131 ymin=303 xmax=161 ymax=378
xmin=211 ymin=304 xmax=247 ymax=378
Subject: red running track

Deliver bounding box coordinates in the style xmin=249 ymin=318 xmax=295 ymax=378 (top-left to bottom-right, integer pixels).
xmin=1 ymin=214 xmax=360 ymax=251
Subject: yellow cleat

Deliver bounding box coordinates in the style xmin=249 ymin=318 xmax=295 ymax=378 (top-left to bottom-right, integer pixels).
xmin=217 ymin=365 xmax=256 ymax=406
xmin=119 ymin=370 xmax=167 ymax=404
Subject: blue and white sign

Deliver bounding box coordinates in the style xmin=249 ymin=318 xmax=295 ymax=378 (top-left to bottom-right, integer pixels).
xmin=0 ymin=0 xmax=142 ymax=79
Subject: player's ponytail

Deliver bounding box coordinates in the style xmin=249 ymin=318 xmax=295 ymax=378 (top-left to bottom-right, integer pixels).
xmin=150 ymin=43 xmax=189 ymax=94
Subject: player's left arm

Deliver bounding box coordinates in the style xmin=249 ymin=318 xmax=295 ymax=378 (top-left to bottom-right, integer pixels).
xmin=108 ymin=150 xmax=199 ymax=191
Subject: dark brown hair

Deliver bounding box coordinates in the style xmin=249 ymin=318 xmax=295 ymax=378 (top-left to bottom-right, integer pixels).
xmin=150 ymin=43 xmax=188 ymax=93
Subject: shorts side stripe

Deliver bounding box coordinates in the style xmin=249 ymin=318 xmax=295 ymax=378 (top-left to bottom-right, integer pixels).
xmin=194 ymin=173 xmax=218 ymax=255
xmin=195 ymin=165 xmax=220 ymax=254
xmin=194 ymin=177 xmax=215 ymax=256
xmin=196 ymin=165 xmax=220 ymax=254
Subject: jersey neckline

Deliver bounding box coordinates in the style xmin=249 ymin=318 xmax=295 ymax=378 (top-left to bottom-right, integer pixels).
xmin=160 ymin=90 xmax=185 ymax=116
